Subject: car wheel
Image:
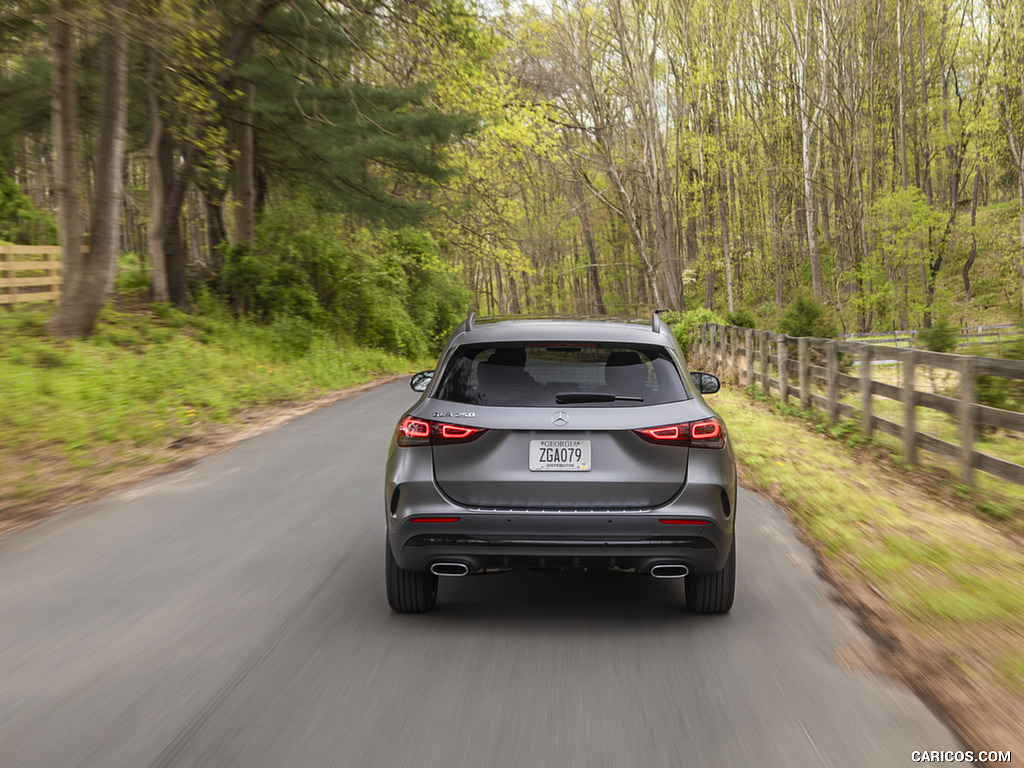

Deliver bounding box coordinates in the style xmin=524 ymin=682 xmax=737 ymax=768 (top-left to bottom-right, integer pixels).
xmin=685 ymin=537 xmax=735 ymax=614
xmin=386 ymin=539 xmax=438 ymax=613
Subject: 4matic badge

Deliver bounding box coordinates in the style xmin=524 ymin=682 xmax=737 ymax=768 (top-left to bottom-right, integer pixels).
xmin=432 ymin=411 xmax=476 ymax=419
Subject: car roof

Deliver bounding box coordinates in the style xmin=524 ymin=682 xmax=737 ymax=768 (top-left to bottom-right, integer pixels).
xmin=446 ymin=313 xmax=675 ymax=346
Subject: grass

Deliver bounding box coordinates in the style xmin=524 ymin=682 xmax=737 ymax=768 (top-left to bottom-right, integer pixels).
xmin=709 ymin=384 xmax=1024 ymax=716
xmin=763 ymin=359 xmax=1024 ymax=522
xmin=0 ymin=300 xmax=424 ymax=519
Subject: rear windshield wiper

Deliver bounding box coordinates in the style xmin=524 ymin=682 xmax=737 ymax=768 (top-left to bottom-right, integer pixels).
xmin=555 ymin=392 xmax=644 ymax=404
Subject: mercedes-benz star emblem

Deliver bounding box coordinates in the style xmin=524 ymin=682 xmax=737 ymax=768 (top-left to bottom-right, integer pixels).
xmin=552 ymin=411 xmax=569 ymax=427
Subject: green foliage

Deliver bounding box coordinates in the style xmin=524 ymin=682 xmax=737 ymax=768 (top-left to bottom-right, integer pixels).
xmin=974 ymin=335 xmax=1024 ymax=414
xmin=113 ymin=253 xmax=151 ymax=297
xmin=726 ymin=307 xmax=758 ymax=329
xmin=661 ymin=308 xmax=724 ymax=357
xmin=778 ymin=294 xmax=838 ymax=339
xmin=918 ymin=318 xmax=960 ymax=353
xmin=0 ymin=53 xmax=51 ymax=163
xmin=214 ymin=196 xmax=470 ymax=358
xmin=857 ymin=188 xmax=946 ymax=329
xmin=0 ymin=175 xmax=56 ymax=245
xmin=246 ymin=0 xmax=480 ymax=225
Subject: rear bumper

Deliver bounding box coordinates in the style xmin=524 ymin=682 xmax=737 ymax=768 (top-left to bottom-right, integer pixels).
xmin=390 ymin=519 xmax=731 ymax=575
xmin=386 ymin=494 xmax=734 ymax=575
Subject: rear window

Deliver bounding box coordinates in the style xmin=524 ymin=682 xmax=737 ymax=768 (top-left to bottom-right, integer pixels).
xmin=433 ymin=343 xmax=688 ymax=407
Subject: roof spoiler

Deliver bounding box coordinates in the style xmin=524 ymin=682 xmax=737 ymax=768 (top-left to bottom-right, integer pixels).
xmin=652 ymin=309 xmax=667 ymax=333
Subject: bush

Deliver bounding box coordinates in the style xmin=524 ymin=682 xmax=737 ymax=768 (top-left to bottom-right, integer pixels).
xmin=0 ymin=175 xmax=56 ymax=245
xmin=114 ymin=253 xmax=151 ymax=297
xmin=778 ymin=294 xmax=838 ymax=339
xmin=918 ymin=318 xmax=959 ymax=354
xmin=661 ymin=308 xmax=724 ymax=358
xmin=974 ymin=335 xmax=1024 ymax=415
xmin=726 ymin=307 xmax=758 ymax=329
xmin=211 ymin=197 xmax=469 ymax=359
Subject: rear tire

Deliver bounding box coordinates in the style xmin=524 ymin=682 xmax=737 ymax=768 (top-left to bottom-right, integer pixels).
xmin=386 ymin=540 xmax=438 ymax=613
xmin=685 ymin=537 xmax=735 ymax=614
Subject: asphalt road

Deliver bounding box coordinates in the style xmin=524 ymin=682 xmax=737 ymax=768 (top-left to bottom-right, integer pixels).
xmin=0 ymin=380 xmax=961 ymax=767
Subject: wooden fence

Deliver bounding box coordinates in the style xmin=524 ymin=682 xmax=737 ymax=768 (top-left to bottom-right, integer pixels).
xmin=697 ymin=322 xmax=1024 ymax=488
xmin=844 ymin=324 xmax=1020 ymax=353
xmin=0 ymin=245 xmax=62 ymax=305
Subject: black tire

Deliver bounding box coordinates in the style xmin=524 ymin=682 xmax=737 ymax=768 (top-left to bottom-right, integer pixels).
xmin=386 ymin=540 xmax=438 ymax=613
xmin=685 ymin=537 xmax=735 ymax=614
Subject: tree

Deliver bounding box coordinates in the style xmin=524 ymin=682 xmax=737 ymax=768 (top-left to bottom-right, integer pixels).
xmin=779 ymin=0 xmax=827 ymax=301
xmin=46 ymin=0 xmax=84 ymax=334
xmin=985 ymin=0 xmax=1024 ymax=310
xmin=49 ymin=0 xmax=129 ymax=338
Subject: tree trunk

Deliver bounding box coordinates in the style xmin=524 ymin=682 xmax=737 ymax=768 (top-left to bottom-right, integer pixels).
xmin=147 ymin=52 xmax=169 ymax=302
xmin=963 ymin=172 xmax=979 ymax=301
xmin=200 ymin=182 xmax=228 ymax=271
xmin=231 ymin=52 xmax=256 ymax=246
xmin=574 ymin=177 xmax=605 ymax=314
xmin=49 ymin=0 xmax=128 ymax=338
xmin=769 ymin=175 xmax=784 ymax=307
xmin=47 ymin=2 xmax=82 ymax=336
xmin=715 ymin=79 xmax=733 ymax=314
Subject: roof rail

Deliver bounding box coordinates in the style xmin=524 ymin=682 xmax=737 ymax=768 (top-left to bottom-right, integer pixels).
xmin=465 ymin=312 xmax=476 ymax=331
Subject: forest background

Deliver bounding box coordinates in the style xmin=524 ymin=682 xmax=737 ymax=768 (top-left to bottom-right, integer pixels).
xmin=4 ymin=2 xmax=1024 ymax=748
xmin=1 ymin=0 xmax=1023 ymax=350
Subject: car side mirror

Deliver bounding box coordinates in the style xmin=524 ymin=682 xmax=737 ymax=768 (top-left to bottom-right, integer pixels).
xmin=690 ymin=372 xmax=720 ymax=395
xmin=410 ymin=370 xmax=434 ymax=392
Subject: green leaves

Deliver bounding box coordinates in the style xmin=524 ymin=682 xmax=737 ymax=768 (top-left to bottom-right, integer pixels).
xmin=213 ymin=195 xmax=469 ymax=357
xmin=856 ymin=188 xmax=947 ymax=330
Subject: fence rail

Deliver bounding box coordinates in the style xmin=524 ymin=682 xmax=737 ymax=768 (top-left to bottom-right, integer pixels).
xmin=0 ymin=245 xmax=62 ymax=305
xmin=697 ymin=323 xmax=1024 ymax=488
xmin=844 ymin=324 xmax=1020 ymax=352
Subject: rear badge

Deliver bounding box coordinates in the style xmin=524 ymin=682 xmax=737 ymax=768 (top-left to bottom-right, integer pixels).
xmin=433 ymin=412 xmax=476 ymax=419
xmin=551 ymin=411 xmax=569 ymax=427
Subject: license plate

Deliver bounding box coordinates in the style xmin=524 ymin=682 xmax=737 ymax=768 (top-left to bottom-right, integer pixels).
xmin=529 ymin=440 xmax=591 ymax=471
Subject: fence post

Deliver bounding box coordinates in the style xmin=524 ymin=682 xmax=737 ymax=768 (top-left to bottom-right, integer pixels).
xmin=717 ymin=324 xmax=725 ymax=374
xmin=759 ymin=330 xmax=770 ymax=395
xmin=778 ymin=335 xmax=789 ymax=404
xmin=720 ymin=325 xmax=728 ymax=378
xmin=902 ymin=349 xmax=918 ymax=465
xmin=0 ymin=247 xmax=9 ymax=302
xmin=827 ymin=340 xmax=839 ymax=423
xmin=798 ymin=337 xmax=809 ymax=409
xmin=700 ymin=325 xmax=708 ymax=369
xmin=729 ymin=325 xmax=737 ymax=385
xmin=958 ymin=356 xmax=976 ymax=487
xmin=859 ymin=344 xmax=873 ymax=438
xmin=749 ymin=327 xmax=757 ymax=387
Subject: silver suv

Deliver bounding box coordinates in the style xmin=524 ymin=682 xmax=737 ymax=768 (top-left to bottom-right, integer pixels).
xmin=384 ymin=314 xmax=736 ymax=613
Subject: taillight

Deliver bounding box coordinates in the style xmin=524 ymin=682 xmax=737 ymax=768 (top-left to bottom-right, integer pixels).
xmin=633 ymin=417 xmax=726 ymax=449
xmin=690 ymin=418 xmax=723 ymax=443
xmin=396 ymin=417 xmax=487 ymax=447
xmin=398 ymin=418 xmax=430 ymax=443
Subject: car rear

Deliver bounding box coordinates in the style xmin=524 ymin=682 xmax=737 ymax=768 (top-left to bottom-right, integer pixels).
xmin=385 ymin=315 xmax=736 ymax=613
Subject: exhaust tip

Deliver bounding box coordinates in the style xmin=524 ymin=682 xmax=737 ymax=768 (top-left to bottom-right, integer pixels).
xmin=650 ymin=564 xmax=689 ymax=579
xmin=430 ymin=562 xmax=470 ymax=577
